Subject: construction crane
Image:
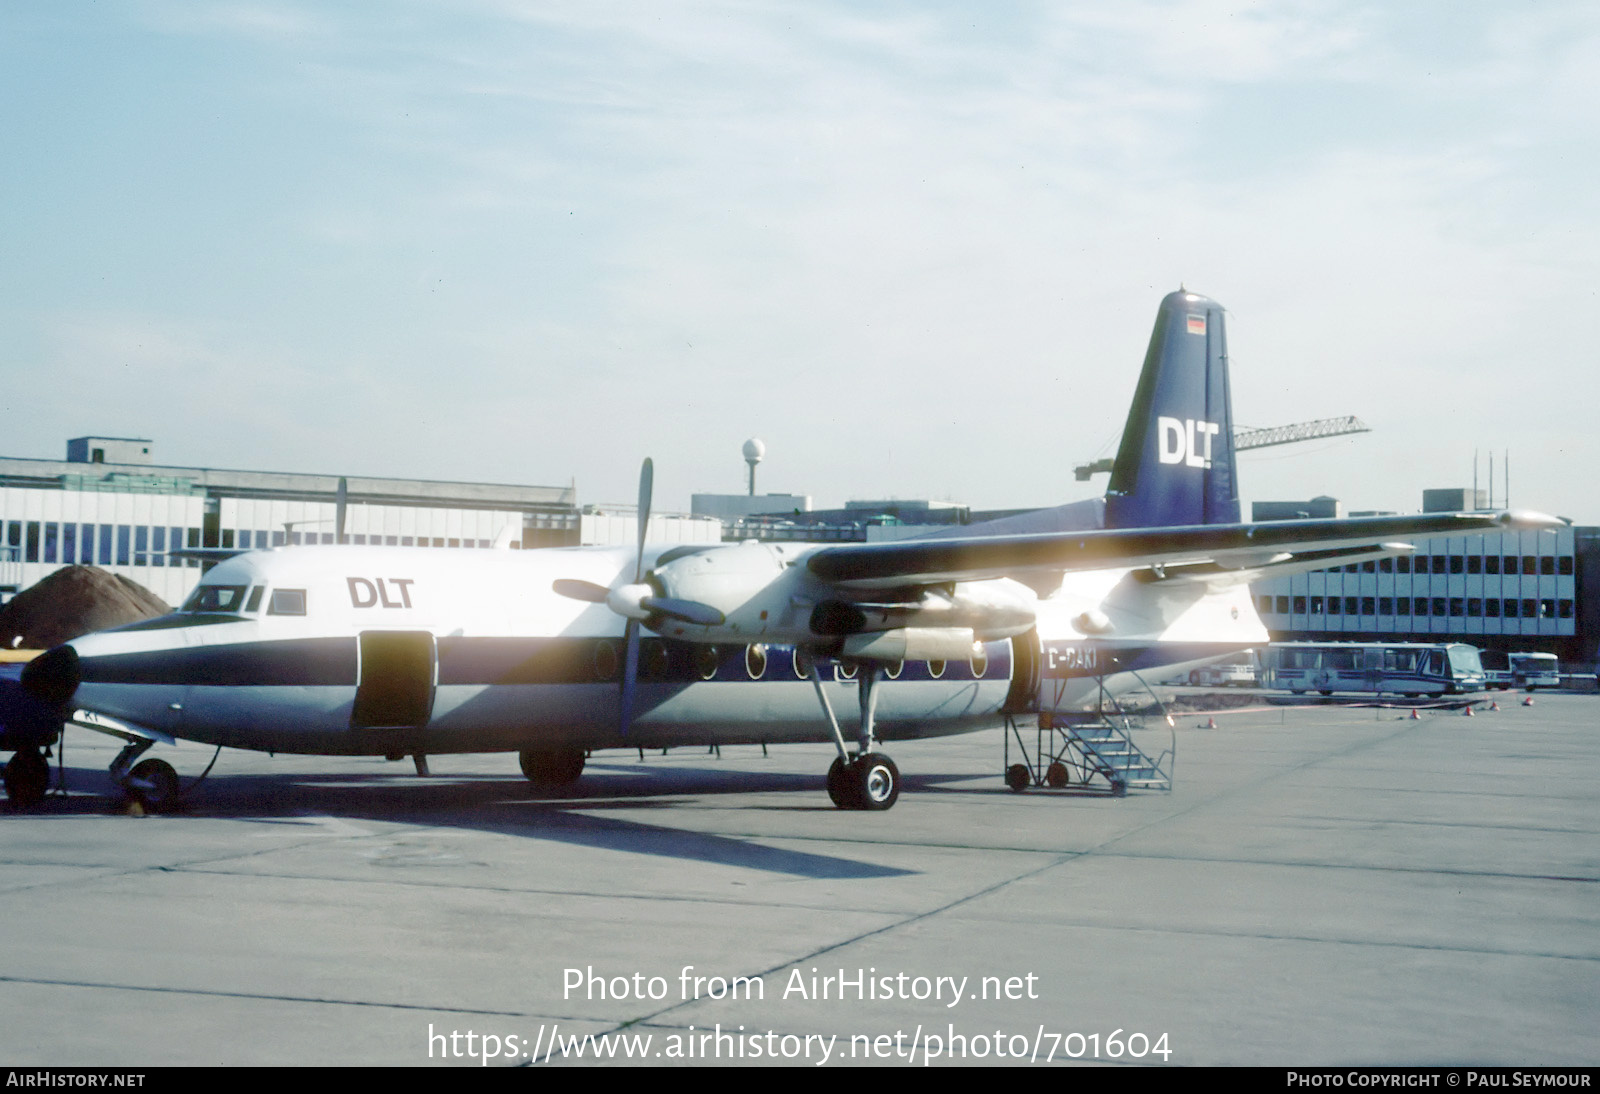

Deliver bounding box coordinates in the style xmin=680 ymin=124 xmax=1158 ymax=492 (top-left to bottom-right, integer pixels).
xmin=1073 ymin=415 xmax=1371 ymax=481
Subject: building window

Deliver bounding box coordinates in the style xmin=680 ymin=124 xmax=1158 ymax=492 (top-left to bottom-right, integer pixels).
xmin=1503 ymin=599 xmax=1518 ymax=618
xmin=1431 ymin=555 xmax=1448 ymax=574
xmin=1397 ymin=556 xmax=1412 ymax=574
xmin=1485 ymin=556 xmax=1500 ymax=575
xmin=1540 ymin=599 xmax=1555 ymax=619
xmin=1293 ymin=596 xmax=1307 ymax=614
xmin=1361 ymin=597 xmax=1375 ymax=615
xmin=1560 ymin=556 xmax=1574 ymax=576
xmin=1485 ymin=599 xmax=1500 ymax=618
xmin=1344 ymin=597 xmax=1358 ymax=615
xmin=1467 ymin=599 xmax=1482 ymax=617
xmin=1521 ymin=599 xmax=1537 ymax=619
xmin=1433 ymin=597 xmax=1447 ymax=616
xmin=1414 ymin=598 xmax=1428 ymax=616
xmin=1380 ymin=558 xmax=1394 ymax=573
xmin=1560 ymin=599 xmax=1574 ymax=618
xmin=1541 ymin=557 xmax=1556 ymax=575
xmin=1310 ymin=597 xmax=1324 ymax=615
xmin=1450 ymin=598 xmax=1464 ymax=616
xmin=1379 ymin=597 xmax=1393 ymax=614
xmin=1522 ymin=557 xmax=1537 ymax=576
xmin=1276 ymin=596 xmax=1289 ymax=614
xmin=1450 ymin=556 xmax=1464 ymax=574
xmin=1467 ymin=556 xmax=1481 ymax=575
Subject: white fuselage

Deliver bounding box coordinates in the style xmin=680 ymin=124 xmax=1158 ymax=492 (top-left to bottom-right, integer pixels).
xmin=63 ymin=542 xmax=1267 ymax=756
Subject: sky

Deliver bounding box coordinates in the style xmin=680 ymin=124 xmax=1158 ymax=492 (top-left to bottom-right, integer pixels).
xmin=2 ymin=1 xmax=1596 ymax=520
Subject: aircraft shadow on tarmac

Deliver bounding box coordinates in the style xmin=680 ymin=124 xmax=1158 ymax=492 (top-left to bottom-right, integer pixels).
xmin=13 ymin=758 xmax=962 ymax=880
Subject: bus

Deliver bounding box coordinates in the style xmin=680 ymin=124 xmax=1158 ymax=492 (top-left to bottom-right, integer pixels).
xmin=1262 ymin=642 xmax=1486 ymax=697
xmin=1480 ymin=651 xmax=1560 ymax=691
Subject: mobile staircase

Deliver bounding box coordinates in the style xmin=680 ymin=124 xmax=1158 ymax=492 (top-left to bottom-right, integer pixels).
xmin=1003 ymin=672 xmax=1174 ymax=796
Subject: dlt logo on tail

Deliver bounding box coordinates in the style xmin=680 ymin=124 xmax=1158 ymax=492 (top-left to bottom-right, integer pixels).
xmin=1157 ymin=417 xmax=1221 ymax=469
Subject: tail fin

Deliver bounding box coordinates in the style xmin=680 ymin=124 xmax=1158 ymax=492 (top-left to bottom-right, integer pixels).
xmin=1102 ymin=290 xmax=1239 ymax=529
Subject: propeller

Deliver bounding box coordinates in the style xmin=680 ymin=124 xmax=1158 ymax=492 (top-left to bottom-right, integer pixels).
xmin=551 ymin=459 xmax=727 ymax=737
xmin=620 ymin=459 xmax=651 ymax=738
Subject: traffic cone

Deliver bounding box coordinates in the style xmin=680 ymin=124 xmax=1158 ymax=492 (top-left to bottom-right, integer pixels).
xmin=1463 ymin=705 xmax=1475 ymax=717
xmin=1489 ymin=701 xmax=1499 ymax=712
xmin=1409 ymin=708 xmax=1420 ymax=720
xmin=1523 ymin=695 xmax=1535 ymax=707
xmin=1207 ymin=716 xmax=1217 ymax=729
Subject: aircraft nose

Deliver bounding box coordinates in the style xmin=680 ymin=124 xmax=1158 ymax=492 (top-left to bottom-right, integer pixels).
xmin=21 ymin=644 xmax=80 ymax=708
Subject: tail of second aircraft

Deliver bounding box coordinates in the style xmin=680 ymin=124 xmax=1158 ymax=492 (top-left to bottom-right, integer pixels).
xmin=1102 ymin=289 xmax=1239 ymax=529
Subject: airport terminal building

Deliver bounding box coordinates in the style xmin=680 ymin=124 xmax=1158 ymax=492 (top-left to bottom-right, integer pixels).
xmin=0 ymin=437 xmax=717 ymax=606
xmin=1249 ymin=492 xmax=1600 ymax=663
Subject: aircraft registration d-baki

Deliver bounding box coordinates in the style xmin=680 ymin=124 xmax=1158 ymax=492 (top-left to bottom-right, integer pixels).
xmin=0 ymin=291 xmax=1561 ymax=811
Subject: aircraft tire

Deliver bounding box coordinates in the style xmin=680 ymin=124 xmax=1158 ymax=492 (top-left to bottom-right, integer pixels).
xmin=126 ymin=758 xmax=180 ymax=813
xmin=519 ymin=747 xmax=586 ymax=789
xmin=1005 ymin=763 xmax=1030 ymax=792
xmin=1045 ymin=761 xmax=1070 ymax=788
xmin=852 ymin=753 xmax=899 ymax=811
xmin=4 ymin=749 xmax=49 ymax=808
xmin=826 ymin=755 xmax=859 ymax=809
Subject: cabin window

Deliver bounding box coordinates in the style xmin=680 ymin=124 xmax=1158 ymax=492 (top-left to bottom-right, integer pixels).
xmin=269 ymin=589 xmax=307 ymax=616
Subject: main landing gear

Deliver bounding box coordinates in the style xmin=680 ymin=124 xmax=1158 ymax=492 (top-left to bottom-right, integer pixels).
xmin=3 ymin=748 xmax=50 ymax=808
xmin=810 ymin=659 xmax=900 ymax=811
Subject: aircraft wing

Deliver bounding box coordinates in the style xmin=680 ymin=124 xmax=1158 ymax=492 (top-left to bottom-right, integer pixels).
xmin=805 ymin=511 xmax=1564 ymax=591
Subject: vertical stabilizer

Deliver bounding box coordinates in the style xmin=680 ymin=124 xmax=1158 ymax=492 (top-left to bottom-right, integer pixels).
xmin=1103 ymin=290 xmax=1239 ymax=528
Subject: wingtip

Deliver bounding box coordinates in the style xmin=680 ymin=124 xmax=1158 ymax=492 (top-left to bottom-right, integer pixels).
xmin=1493 ymin=509 xmax=1569 ymax=530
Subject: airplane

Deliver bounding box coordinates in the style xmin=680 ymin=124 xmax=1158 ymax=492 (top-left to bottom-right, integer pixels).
xmin=0 ymin=290 xmax=1560 ymax=812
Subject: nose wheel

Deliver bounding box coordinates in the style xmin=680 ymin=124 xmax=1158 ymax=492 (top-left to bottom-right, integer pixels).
xmin=123 ymin=758 xmax=181 ymax=812
xmin=109 ymin=740 xmax=183 ymax=813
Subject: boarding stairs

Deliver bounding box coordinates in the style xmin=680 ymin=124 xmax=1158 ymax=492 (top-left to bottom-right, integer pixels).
xmin=1004 ymin=673 xmax=1174 ymax=795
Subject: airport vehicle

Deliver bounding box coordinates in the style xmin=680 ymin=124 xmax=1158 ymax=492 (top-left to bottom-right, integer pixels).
xmin=0 ymin=291 xmax=1556 ymax=812
xmin=1186 ymin=654 xmax=1260 ymax=687
xmin=1262 ymin=642 xmax=1487 ymax=697
xmin=1481 ymin=650 xmax=1560 ymax=691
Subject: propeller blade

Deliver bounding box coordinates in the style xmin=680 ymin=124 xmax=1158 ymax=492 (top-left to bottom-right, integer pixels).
xmin=621 ymin=459 xmax=654 ymax=737
xmin=620 ymin=620 xmax=641 ymax=738
xmin=639 ymin=596 xmax=725 ymax=627
xmin=551 ymin=579 xmax=611 ymax=604
xmin=634 ymin=457 xmax=653 ymax=584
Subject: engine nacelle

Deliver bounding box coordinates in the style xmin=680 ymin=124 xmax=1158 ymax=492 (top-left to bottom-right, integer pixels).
xmin=647 ymin=542 xmax=1038 ymax=650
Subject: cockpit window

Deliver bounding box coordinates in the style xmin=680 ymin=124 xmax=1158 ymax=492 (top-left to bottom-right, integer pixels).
xmin=181 ymin=584 xmax=248 ymax=613
xmin=269 ymin=588 xmax=307 ymax=616
xmin=245 ymin=586 xmax=264 ymax=613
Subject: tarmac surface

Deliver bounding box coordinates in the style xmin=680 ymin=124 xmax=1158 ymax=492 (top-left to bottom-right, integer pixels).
xmin=1 ymin=691 xmax=1595 ymax=1066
